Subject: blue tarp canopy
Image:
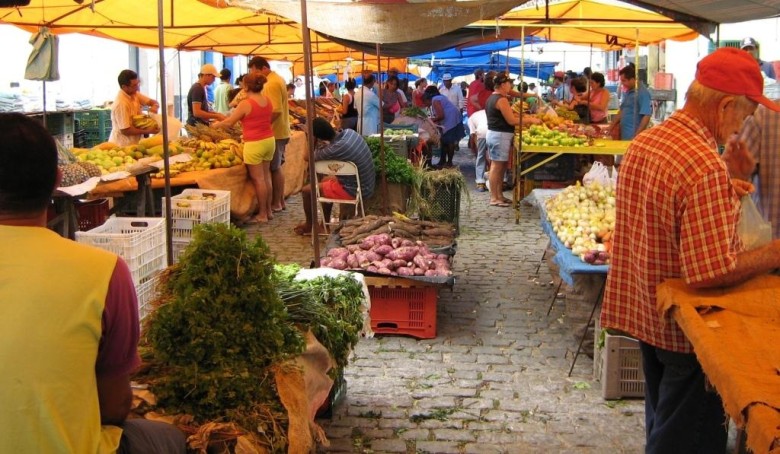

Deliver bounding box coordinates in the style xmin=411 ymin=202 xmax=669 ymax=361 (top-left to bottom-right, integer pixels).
xmin=322 ymin=72 xmax=419 ymax=85
xmin=426 ymin=54 xmax=557 ymax=83
xmin=411 ymin=37 xmax=546 ymax=62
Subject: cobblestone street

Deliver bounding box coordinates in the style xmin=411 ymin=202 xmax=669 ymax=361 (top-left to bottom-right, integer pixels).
xmin=244 ymin=145 xmax=646 ymax=453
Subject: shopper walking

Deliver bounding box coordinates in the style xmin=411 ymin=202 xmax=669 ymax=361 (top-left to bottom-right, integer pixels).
xmin=339 ymin=78 xmax=359 ymax=131
xmin=354 ymin=74 xmax=381 ymax=136
xmin=423 ymin=85 xmax=465 ymax=168
xmin=601 ymin=47 xmax=780 ymax=454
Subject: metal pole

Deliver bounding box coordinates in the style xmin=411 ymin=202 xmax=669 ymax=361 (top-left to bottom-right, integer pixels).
xmin=377 ymin=43 xmax=388 ymax=215
xmin=156 ymin=0 xmax=173 ymax=265
xmin=300 ymin=0 xmax=321 ymax=263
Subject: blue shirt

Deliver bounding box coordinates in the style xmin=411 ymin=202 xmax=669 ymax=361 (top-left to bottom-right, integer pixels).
xmin=314 ymin=129 xmax=376 ymax=198
xmin=619 ymin=83 xmax=652 ymax=140
xmin=432 ymin=94 xmax=462 ymax=133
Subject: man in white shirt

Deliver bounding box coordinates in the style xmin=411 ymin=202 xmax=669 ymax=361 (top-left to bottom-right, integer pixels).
xmin=467 ymin=109 xmax=489 ymax=192
xmin=438 ymin=73 xmax=465 ymax=111
xmin=109 ymin=69 xmax=160 ymax=147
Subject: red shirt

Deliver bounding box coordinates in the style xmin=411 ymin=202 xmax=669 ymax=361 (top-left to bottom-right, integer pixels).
xmin=467 ymin=79 xmax=486 ymax=117
xmin=601 ymin=110 xmax=743 ymax=353
xmin=242 ymin=97 xmax=274 ymax=142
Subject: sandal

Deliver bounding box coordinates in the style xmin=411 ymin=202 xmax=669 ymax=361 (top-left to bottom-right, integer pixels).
xmin=293 ymin=223 xmax=311 ymax=236
xmin=489 ymin=201 xmax=510 ymax=207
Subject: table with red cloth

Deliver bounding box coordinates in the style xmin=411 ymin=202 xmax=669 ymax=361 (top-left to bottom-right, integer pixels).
xmin=657 ymin=275 xmax=780 ymax=454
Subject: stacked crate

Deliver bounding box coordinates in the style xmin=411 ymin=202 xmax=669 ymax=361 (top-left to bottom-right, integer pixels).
xmin=166 ymin=189 xmax=231 ymax=263
xmin=75 ymin=109 xmax=112 ymax=148
xmin=75 ymin=217 xmax=166 ymax=325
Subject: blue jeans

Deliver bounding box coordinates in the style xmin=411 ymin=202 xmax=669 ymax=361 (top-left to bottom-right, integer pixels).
xmin=475 ymin=137 xmax=488 ymax=184
xmin=640 ymin=342 xmax=727 ymax=454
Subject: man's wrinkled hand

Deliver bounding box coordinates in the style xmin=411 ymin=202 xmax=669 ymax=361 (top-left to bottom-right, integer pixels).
xmin=732 ymin=178 xmax=754 ymax=197
xmin=722 ymin=136 xmax=756 ymax=181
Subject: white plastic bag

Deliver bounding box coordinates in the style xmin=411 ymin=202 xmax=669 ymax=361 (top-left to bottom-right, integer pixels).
xmin=150 ymin=113 xmax=182 ymax=138
xmin=737 ymin=195 xmax=772 ymax=250
xmin=582 ymin=161 xmax=611 ymax=186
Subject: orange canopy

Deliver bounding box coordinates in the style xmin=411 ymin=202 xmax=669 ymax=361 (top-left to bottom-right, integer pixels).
xmin=0 ymin=0 xmax=399 ymax=74
xmin=471 ymin=0 xmax=700 ymax=50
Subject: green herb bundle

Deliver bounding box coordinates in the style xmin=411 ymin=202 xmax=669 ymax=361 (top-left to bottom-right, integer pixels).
xmin=364 ymin=136 xmax=415 ymax=185
xmin=143 ymin=224 xmax=305 ymax=441
xmin=274 ymin=265 xmax=366 ymax=371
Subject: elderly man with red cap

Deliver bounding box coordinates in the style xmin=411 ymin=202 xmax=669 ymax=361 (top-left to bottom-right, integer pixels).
xmin=600 ymin=47 xmax=780 ymax=453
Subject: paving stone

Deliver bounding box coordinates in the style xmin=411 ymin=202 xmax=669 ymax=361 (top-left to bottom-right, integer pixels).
xmin=247 ymin=145 xmax=646 ymax=452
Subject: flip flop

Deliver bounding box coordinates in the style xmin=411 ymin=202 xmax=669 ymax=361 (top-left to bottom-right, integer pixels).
xmin=293 ymin=224 xmax=311 ymax=236
xmin=501 ymin=197 xmax=513 ymax=204
xmin=489 ymin=202 xmax=510 ymax=207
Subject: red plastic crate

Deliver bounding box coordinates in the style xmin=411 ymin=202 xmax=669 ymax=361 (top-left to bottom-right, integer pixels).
xmin=654 ymin=72 xmax=674 ymax=90
xmin=367 ymin=277 xmax=438 ymax=339
xmin=75 ymin=199 xmax=110 ymax=231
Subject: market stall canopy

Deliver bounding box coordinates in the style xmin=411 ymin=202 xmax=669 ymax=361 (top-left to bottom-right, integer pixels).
xmin=620 ymin=0 xmax=780 ymax=26
xmin=426 ymin=54 xmax=558 ymax=82
xmin=230 ymin=0 xmax=523 ymax=44
xmin=0 ymin=0 xmax=389 ymax=74
xmin=470 ymin=0 xmax=702 ymax=50
xmin=311 ymin=60 xmax=415 ymax=77
xmin=410 ymin=37 xmax=546 ymax=62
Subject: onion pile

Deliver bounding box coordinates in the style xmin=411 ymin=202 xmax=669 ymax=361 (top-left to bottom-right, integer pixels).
xmin=544 ymin=181 xmax=616 ymax=264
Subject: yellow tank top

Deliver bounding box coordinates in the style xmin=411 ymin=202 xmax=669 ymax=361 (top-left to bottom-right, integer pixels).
xmin=0 ymin=226 xmax=121 ymax=453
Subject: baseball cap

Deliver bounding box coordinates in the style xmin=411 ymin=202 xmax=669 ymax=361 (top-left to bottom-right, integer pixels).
xmin=494 ymin=73 xmax=514 ymax=86
xmin=695 ymin=47 xmax=780 ymax=112
xmin=740 ymin=37 xmax=758 ymax=50
xmin=200 ymin=64 xmax=220 ymax=77
xmin=442 ymin=73 xmax=452 ymax=81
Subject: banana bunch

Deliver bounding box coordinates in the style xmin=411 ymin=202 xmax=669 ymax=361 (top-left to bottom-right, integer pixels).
xmin=187 ymin=139 xmax=243 ymax=172
xmin=132 ymin=114 xmax=158 ymax=129
xmin=152 ymin=161 xmax=193 ymax=179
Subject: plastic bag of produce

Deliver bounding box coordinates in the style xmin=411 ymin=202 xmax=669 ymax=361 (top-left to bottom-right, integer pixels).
xmin=582 ymin=161 xmax=611 ymax=186
xmin=737 ymin=195 xmax=772 ymax=251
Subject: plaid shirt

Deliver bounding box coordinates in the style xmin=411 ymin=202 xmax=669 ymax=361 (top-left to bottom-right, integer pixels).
xmin=601 ymin=110 xmax=742 ymax=353
xmin=740 ymin=101 xmax=780 ymax=239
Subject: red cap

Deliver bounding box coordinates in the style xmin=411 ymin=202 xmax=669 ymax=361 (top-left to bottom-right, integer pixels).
xmin=695 ymin=47 xmax=780 ymax=112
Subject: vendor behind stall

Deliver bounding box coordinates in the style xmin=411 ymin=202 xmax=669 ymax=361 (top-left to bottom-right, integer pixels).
xmin=108 ymin=69 xmax=160 ymax=146
xmin=187 ymin=64 xmax=227 ymax=126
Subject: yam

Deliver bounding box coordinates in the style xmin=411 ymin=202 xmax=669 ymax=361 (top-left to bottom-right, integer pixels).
xmin=400 ymin=239 xmax=415 ymax=247
xmin=413 ymin=267 xmax=425 ymax=276
xmin=329 ymin=258 xmax=347 ymax=270
xmin=391 ymin=259 xmax=408 ymax=269
xmin=413 ymin=255 xmax=430 ymax=271
xmin=396 ymin=267 xmax=414 ymax=276
xmin=373 ymin=245 xmax=393 ymax=257
xmin=346 ymin=253 xmax=359 ymax=269
xmin=377 ymin=267 xmax=393 ymax=275
xmin=366 ymin=265 xmax=379 ymax=273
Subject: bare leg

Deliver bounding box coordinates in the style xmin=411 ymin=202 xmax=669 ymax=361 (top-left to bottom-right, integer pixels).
xmin=271 ymin=167 xmax=285 ymax=212
xmin=489 ymin=160 xmax=507 ymax=204
xmin=262 ymin=162 xmax=273 ymax=219
xmin=247 ymin=164 xmax=270 ymax=222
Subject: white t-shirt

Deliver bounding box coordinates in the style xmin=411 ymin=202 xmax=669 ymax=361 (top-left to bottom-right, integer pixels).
xmin=467 ymin=109 xmax=488 ymax=139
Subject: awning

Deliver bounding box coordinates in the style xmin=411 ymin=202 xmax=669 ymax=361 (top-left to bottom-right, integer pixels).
xmin=230 ymin=0 xmax=523 ymax=44
xmin=470 ymin=0 xmax=703 ymax=50
xmin=0 ymin=0 xmax=395 ymax=74
xmin=426 ymin=54 xmax=558 ymax=82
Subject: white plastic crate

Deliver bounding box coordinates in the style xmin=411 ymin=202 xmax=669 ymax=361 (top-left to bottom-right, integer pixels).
xmin=594 ymin=318 xmax=645 ymax=399
xmin=136 ymin=272 xmax=160 ymax=325
xmin=76 ymin=217 xmax=166 ymax=286
xmin=172 ymin=239 xmax=190 ymax=264
xmin=167 ymin=189 xmax=230 ymax=240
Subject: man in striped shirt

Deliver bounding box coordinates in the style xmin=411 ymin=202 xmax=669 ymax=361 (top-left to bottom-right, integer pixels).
xmin=294 ymin=118 xmax=375 ymax=235
xmin=739 ymin=101 xmax=780 ymax=239
xmin=601 ymin=47 xmax=780 ymax=453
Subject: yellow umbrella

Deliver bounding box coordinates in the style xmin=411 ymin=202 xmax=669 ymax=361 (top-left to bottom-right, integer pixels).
xmin=470 ymin=0 xmax=700 ymax=49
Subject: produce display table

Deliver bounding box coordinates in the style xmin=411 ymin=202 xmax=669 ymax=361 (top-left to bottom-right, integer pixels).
xmin=531 ymin=189 xmax=609 ymax=375
xmin=86 ymin=130 xmax=310 ymax=221
xmin=518 ymin=139 xmax=630 ymax=198
xmin=49 ymin=165 xmax=156 ymax=239
xmin=657 ymin=275 xmax=780 ymax=454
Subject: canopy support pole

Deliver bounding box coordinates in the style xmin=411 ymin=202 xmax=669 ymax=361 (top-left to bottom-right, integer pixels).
xmin=377 ymin=43 xmax=388 ymax=215
xmin=300 ymin=0 xmax=321 ymax=263
xmin=156 ymin=0 xmax=174 ymax=265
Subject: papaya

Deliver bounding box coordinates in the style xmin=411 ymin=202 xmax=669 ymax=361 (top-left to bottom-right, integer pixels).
xmin=97 ymin=142 xmax=119 ymax=150
xmin=139 ymin=134 xmax=164 ymax=149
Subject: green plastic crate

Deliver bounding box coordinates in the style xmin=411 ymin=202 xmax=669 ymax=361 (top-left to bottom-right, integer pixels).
xmin=76 ymin=110 xmax=111 ymax=131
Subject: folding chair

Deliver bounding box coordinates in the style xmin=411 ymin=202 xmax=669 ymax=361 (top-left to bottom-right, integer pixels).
xmin=314 ymin=160 xmax=365 ymax=233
